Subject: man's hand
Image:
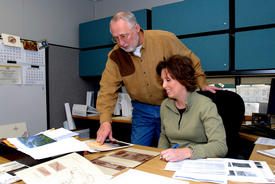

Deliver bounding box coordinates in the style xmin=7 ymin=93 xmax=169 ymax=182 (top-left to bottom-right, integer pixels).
xmin=96 ymin=121 xmax=115 ymax=145
xmin=201 ymin=85 xmax=221 ymax=93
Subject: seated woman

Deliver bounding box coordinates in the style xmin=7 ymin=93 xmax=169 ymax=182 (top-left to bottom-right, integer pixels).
xmin=156 ymin=55 xmax=227 ymax=162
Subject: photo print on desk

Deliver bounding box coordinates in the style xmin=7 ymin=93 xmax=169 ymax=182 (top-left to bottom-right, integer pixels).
xmin=90 ymin=147 xmax=159 ymax=176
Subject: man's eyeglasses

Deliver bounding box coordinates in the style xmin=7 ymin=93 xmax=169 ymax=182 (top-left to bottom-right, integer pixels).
xmin=112 ymin=33 xmax=130 ymax=43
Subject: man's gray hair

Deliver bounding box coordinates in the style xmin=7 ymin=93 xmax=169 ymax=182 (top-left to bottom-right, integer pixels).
xmin=110 ymin=11 xmax=137 ymax=29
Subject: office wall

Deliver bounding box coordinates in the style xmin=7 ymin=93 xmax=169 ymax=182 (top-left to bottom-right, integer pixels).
xmin=0 ymin=0 xmax=93 ymax=48
xmin=0 ymin=0 xmax=182 ymax=48
xmin=92 ymin=0 xmax=183 ymax=20
xmin=48 ymin=45 xmax=100 ymax=128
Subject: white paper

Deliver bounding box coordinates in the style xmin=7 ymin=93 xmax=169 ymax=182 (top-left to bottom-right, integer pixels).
xmin=1 ymin=33 xmax=21 ymax=48
xmin=165 ymin=160 xmax=186 ymax=171
xmin=72 ymin=104 xmax=87 ymax=117
xmin=0 ymin=40 xmax=23 ymax=64
xmin=171 ymin=158 xmax=275 ymax=184
xmin=109 ymin=169 xmax=188 ymax=184
xmin=16 ymin=152 xmax=110 ymax=184
xmin=226 ymin=159 xmax=275 ymax=183
xmin=0 ymin=65 xmax=22 ymax=84
xmin=22 ymin=65 xmax=45 ymax=85
xmin=42 ymin=127 xmax=78 ymax=141
xmin=173 ymin=159 xmax=227 ymax=184
xmin=257 ymin=148 xmax=275 ymax=158
xmin=120 ymin=93 xmax=132 ymax=117
xmin=7 ymin=128 xmax=89 ymax=160
xmin=255 ymin=137 xmax=275 ymax=146
xmin=0 ymin=161 xmax=28 ymax=184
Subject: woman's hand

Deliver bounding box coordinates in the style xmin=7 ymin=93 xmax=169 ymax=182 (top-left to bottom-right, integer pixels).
xmin=160 ymin=147 xmax=192 ymax=162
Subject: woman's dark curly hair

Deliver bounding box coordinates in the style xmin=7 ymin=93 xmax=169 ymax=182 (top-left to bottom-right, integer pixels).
xmin=156 ymin=55 xmax=198 ymax=92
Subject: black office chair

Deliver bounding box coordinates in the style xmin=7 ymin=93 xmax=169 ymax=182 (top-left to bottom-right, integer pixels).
xmin=197 ymin=90 xmax=245 ymax=158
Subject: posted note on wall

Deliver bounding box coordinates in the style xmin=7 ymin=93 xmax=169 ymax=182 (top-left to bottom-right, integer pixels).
xmin=0 ymin=65 xmax=22 ymax=84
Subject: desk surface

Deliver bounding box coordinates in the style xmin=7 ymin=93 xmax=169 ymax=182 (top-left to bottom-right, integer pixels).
xmin=4 ymin=141 xmax=274 ymax=184
xmin=72 ymin=115 xmax=132 ymax=124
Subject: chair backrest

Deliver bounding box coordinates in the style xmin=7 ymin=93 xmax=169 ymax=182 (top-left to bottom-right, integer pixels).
xmin=197 ymin=90 xmax=245 ymax=158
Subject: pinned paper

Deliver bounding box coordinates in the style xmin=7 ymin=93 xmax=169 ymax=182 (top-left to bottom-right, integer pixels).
xmin=38 ymin=40 xmax=48 ymax=50
xmin=22 ymin=40 xmax=38 ymax=51
xmin=1 ymin=33 xmax=21 ymax=48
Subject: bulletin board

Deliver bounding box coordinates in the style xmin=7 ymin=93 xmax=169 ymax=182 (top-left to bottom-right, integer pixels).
xmin=0 ymin=38 xmax=47 ymax=136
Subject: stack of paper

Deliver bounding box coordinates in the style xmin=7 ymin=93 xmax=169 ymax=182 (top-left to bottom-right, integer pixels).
xmin=166 ymin=158 xmax=275 ymax=184
xmin=6 ymin=128 xmax=92 ymax=160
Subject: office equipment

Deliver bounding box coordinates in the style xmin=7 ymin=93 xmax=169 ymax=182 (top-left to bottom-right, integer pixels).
xmin=0 ymin=38 xmax=47 ymax=136
xmin=240 ymin=124 xmax=275 ymax=139
xmin=197 ymin=90 xmax=245 ymax=158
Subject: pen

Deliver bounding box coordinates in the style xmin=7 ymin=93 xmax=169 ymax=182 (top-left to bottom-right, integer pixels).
xmin=172 ymin=144 xmax=179 ymax=149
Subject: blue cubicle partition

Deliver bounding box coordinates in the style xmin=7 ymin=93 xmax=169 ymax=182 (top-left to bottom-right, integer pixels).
xmin=79 ymin=9 xmax=150 ymax=76
xmin=79 ymin=17 xmax=112 ymax=49
xmin=79 ymin=47 xmax=112 ymax=76
xmin=79 ymin=9 xmax=150 ymax=49
xmin=182 ymin=34 xmax=229 ymax=72
xmin=235 ymin=0 xmax=275 ymax=28
xmin=235 ymin=28 xmax=275 ymax=70
xmin=152 ymin=0 xmax=229 ymax=36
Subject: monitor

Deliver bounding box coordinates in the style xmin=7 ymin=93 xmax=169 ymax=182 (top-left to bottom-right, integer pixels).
xmin=267 ymin=78 xmax=275 ymax=115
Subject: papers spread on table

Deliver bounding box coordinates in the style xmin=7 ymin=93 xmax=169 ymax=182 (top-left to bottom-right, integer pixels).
xmin=84 ymin=139 xmax=132 ymax=152
xmin=6 ymin=128 xmax=92 ymax=160
xmin=16 ymin=152 xmax=110 ymax=184
xmin=0 ymin=161 xmax=29 ymax=184
xmin=255 ymin=137 xmax=275 ymax=146
xmin=109 ymin=169 xmax=188 ymax=184
xmin=166 ymin=158 xmax=275 ymax=184
xmin=257 ymin=148 xmax=275 ymax=158
xmin=90 ymin=147 xmax=159 ymax=176
xmin=172 ymin=159 xmax=227 ymax=184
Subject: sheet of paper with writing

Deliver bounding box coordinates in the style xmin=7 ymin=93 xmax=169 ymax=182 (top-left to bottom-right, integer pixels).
xmin=16 ymin=152 xmax=110 ymax=184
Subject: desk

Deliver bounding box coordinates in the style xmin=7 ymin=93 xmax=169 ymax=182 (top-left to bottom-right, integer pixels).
xmin=72 ymin=115 xmax=132 ymax=124
xmin=239 ymin=132 xmax=260 ymax=142
xmin=86 ymin=143 xmax=275 ymax=184
xmin=1 ymin=142 xmax=275 ymax=184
